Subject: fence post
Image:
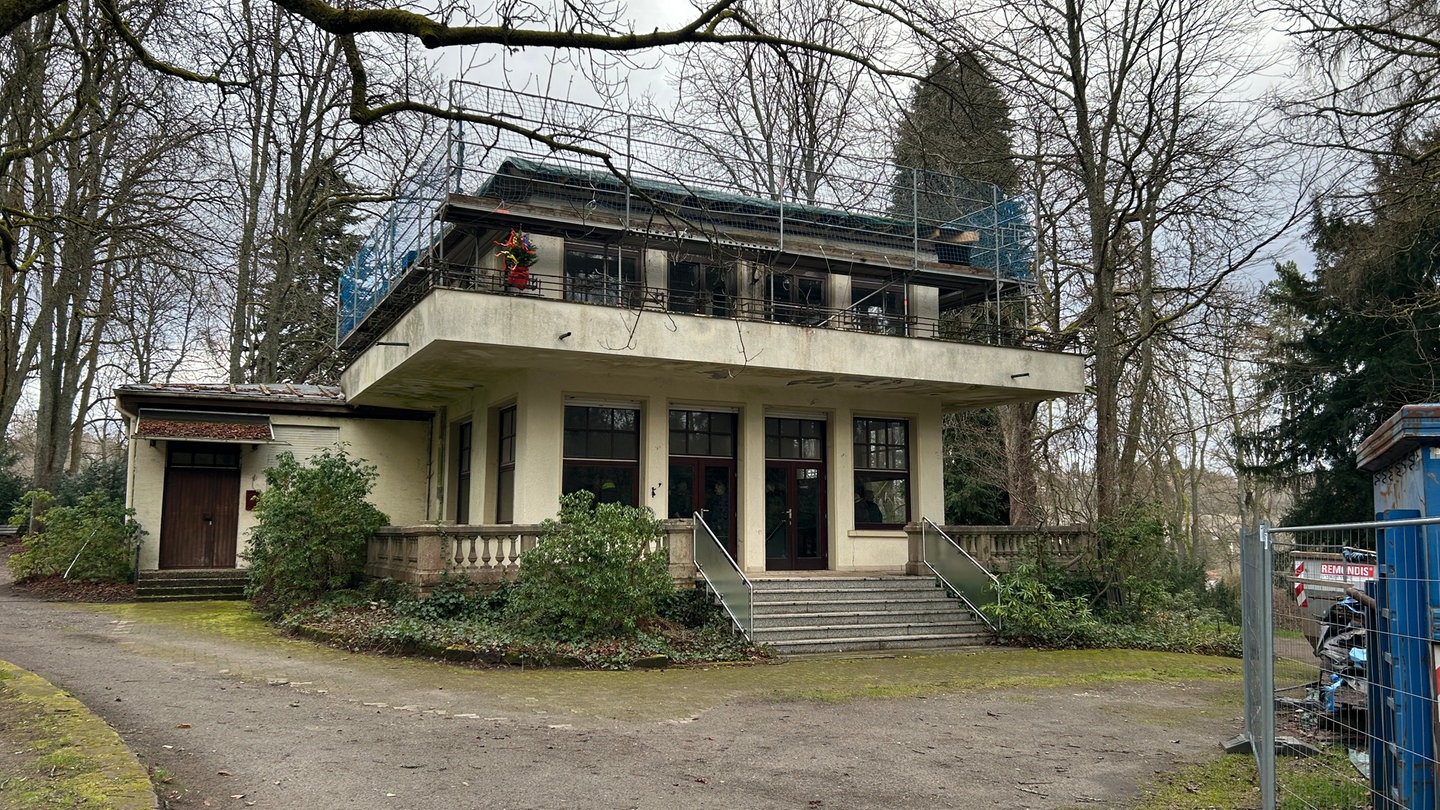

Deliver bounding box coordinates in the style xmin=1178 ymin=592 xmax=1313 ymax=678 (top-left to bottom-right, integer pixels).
xmin=1240 ymin=521 xmax=1276 ymax=810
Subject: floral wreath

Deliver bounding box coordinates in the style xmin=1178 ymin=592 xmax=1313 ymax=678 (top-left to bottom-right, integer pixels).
xmin=494 ymin=228 xmax=537 ymax=289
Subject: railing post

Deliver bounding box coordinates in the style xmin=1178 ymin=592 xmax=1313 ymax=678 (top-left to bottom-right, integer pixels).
xmin=904 ymin=521 xmax=925 ymax=575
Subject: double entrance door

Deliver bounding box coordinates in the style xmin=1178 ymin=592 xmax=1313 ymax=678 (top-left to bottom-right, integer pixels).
xmin=670 ymin=460 xmax=736 ymax=558
xmin=764 ymin=417 xmax=828 ymax=570
xmin=670 ymin=413 xmax=831 ymax=571
xmin=668 ymin=409 xmax=738 ymax=559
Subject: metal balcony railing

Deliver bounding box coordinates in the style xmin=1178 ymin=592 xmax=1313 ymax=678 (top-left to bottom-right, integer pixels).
xmin=339 ymin=258 xmax=1055 ymax=355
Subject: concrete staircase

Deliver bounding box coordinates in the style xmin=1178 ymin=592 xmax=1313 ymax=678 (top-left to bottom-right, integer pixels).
xmin=135 ymin=569 xmax=249 ymax=602
xmin=749 ymin=576 xmax=994 ymax=655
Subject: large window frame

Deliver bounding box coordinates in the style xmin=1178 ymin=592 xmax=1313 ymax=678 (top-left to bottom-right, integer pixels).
xmin=853 ymin=417 xmax=910 ymax=529
xmin=565 ymin=242 xmax=640 ymax=306
xmin=167 ymin=442 xmax=241 ymax=469
xmin=668 ymin=258 xmax=733 ymax=317
xmin=495 ymin=406 xmax=516 ymax=524
xmin=455 ymin=420 xmax=473 ymax=523
xmin=562 ymin=404 xmax=641 ymax=507
xmin=766 ymin=271 xmax=826 ymax=324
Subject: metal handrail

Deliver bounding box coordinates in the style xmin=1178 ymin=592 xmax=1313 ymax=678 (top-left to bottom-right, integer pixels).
xmin=920 ymin=517 xmax=1000 ymax=632
xmin=692 ymin=512 xmax=754 ymax=640
xmin=341 ymin=258 xmax=1055 ymax=353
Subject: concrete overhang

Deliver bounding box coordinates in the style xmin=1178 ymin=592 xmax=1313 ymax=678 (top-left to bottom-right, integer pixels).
xmin=340 ymin=289 xmax=1084 ymax=412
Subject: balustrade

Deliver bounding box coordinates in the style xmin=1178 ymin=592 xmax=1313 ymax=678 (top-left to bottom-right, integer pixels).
xmin=365 ymin=520 xmax=697 ymax=593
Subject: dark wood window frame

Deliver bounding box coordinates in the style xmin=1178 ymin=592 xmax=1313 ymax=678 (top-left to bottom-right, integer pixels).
xmin=495 ymin=406 xmax=516 ymax=524
xmin=851 ymin=279 xmax=908 ymax=336
xmin=455 ymin=420 xmax=473 ymax=523
xmin=167 ymin=442 xmax=241 ymax=469
xmin=564 ymin=241 xmax=640 ymax=306
xmin=667 ymin=257 xmax=733 ymax=316
xmin=767 ymin=271 xmax=826 ymax=324
xmin=853 ymin=417 xmax=910 ymax=528
xmin=562 ymin=404 xmax=641 ymax=506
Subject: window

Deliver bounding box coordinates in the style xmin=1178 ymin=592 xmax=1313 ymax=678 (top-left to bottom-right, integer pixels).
xmin=455 ymin=421 xmax=473 ymax=523
xmin=668 ymin=259 xmax=732 ymax=316
xmin=562 ymin=404 xmax=640 ymax=506
xmin=168 ymin=442 xmax=241 ymax=469
xmin=851 ymin=280 xmax=907 ymax=336
xmin=767 ymin=272 xmax=826 ymax=324
xmin=565 ymin=242 xmax=639 ymax=306
xmin=766 ymin=417 xmax=825 ymax=461
xmin=853 ymin=417 xmax=909 ymax=527
xmin=495 ymin=407 xmax=515 ymax=524
xmin=669 ymin=410 xmax=736 ymax=458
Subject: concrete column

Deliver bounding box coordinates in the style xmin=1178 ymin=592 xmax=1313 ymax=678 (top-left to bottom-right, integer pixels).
xmin=913 ymin=402 xmax=945 ymax=524
xmin=529 ymin=234 xmax=565 ymax=300
xmin=909 ymin=284 xmax=939 ymax=336
xmin=740 ymin=404 xmax=767 ymax=573
xmin=830 ymin=404 xmax=853 ymax=570
xmin=513 ymin=373 xmax=563 ymax=523
xmin=641 ymin=393 xmax=667 ymax=518
xmin=830 ymin=274 xmax=852 ymax=317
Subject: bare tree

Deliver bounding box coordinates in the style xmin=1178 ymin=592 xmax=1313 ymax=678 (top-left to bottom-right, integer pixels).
xmin=657 ymin=0 xmax=898 ymax=205
xmin=938 ymin=0 xmax=1311 ymax=525
xmin=1278 ymin=0 xmax=1440 ymax=162
xmin=1 ymin=0 xmax=215 ymax=487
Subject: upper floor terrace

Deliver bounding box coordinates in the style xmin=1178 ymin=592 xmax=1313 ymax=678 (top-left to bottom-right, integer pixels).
xmin=337 ymin=82 xmax=1050 ymax=365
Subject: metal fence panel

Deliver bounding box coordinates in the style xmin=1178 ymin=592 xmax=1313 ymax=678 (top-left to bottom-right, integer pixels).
xmin=1249 ymin=517 xmax=1440 ymax=809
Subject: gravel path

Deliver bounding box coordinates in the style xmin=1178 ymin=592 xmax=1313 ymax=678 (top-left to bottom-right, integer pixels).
xmin=0 ymin=568 xmax=1244 ymax=809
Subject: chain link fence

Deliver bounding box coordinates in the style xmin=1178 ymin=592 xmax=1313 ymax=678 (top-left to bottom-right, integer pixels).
xmin=1241 ymin=517 xmax=1440 ymax=809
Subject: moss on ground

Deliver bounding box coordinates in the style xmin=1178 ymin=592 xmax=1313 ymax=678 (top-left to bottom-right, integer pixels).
xmin=0 ymin=660 xmax=154 ymax=809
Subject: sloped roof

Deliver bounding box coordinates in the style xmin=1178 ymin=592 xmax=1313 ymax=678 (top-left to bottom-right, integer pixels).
xmin=115 ymin=383 xmax=348 ymax=418
xmin=116 ymin=383 xmax=345 ymax=403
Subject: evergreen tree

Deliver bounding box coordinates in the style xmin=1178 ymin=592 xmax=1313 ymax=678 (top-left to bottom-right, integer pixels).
xmin=1240 ymin=137 xmax=1440 ymax=524
xmin=892 ymin=50 xmax=1026 ymax=525
xmin=891 ymin=50 xmax=1020 ymax=225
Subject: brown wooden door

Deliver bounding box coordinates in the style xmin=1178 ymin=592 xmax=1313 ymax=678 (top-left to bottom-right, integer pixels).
xmin=159 ymin=464 xmax=240 ymax=569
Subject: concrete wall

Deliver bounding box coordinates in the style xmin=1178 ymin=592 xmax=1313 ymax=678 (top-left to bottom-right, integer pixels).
xmin=129 ymin=413 xmax=428 ymax=571
xmin=341 ymin=288 xmax=1084 ymax=416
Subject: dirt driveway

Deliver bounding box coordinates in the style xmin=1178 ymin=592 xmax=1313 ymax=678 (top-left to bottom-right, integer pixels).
xmin=0 ymin=575 xmax=1244 ymax=810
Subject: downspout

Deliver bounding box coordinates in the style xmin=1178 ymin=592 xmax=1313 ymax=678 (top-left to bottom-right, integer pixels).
xmin=425 ymin=410 xmax=438 ymax=522
xmin=126 ymin=411 xmax=141 ymax=580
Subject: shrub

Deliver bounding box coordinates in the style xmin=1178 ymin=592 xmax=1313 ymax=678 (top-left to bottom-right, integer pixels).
xmin=656 ymin=585 xmax=725 ymax=628
xmin=0 ymin=447 xmax=29 ymax=524
xmin=244 ymin=449 xmax=388 ymax=616
xmin=394 ymin=573 xmax=509 ymax=622
xmin=988 ymin=563 xmax=1105 ymax=647
xmin=989 ymin=562 xmax=1242 ymax=657
xmin=506 ymin=490 xmax=673 ymax=641
xmin=6 ymin=490 xmax=142 ymax=583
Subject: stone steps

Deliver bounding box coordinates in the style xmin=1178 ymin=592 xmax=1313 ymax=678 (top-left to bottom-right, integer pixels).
xmin=135 ymin=569 xmax=249 ymax=602
xmin=747 ymin=576 xmax=993 ymax=655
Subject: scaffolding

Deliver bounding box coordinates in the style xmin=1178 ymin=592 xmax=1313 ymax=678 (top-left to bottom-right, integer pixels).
xmin=339 ymin=80 xmax=1036 ymax=344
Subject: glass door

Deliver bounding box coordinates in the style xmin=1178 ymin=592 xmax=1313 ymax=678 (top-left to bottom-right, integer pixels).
xmin=764 ymin=417 xmax=828 ymax=570
xmin=669 ymin=410 xmax=738 ymax=558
